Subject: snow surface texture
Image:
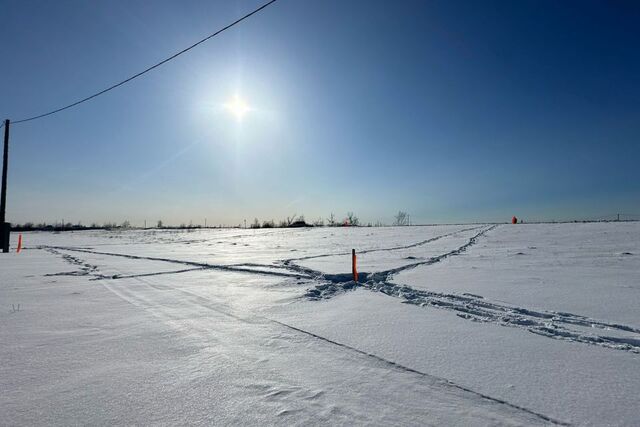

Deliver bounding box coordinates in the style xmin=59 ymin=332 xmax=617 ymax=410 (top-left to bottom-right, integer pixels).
xmin=1 ymin=223 xmax=638 ymax=425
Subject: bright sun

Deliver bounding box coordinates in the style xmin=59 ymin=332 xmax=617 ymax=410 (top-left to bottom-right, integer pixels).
xmin=224 ymin=95 xmax=251 ymax=121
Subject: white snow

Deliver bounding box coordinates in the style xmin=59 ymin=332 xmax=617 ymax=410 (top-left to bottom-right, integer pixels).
xmin=1 ymin=223 xmax=639 ymax=425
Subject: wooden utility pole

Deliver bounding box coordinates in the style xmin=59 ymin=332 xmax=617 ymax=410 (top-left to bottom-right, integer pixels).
xmin=1 ymin=120 xmax=10 ymax=252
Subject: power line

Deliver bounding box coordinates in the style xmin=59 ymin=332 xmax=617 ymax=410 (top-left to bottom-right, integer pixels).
xmin=11 ymin=0 xmax=278 ymax=125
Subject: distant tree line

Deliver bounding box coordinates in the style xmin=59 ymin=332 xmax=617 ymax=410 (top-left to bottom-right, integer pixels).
xmin=245 ymin=212 xmax=370 ymax=229
xmin=11 ymin=211 xmax=640 ymax=232
xmin=11 ymin=222 xmax=99 ymax=232
xmin=10 ymin=220 xmax=228 ymax=232
xmin=10 ymin=211 xmax=419 ymax=232
xmin=10 ymin=221 xmax=138 ymax=232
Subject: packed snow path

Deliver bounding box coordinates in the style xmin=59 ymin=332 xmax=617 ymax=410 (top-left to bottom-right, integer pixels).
xmin=2 ymin=223 xmax=639 ymax=425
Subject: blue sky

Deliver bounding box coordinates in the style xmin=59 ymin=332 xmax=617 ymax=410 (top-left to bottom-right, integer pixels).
xmin=1 ymin=0 xmax=638 ymax=226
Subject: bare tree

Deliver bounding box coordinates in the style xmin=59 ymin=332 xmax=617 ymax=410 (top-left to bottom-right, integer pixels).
xmin=327 ymin=213 xmax=337 ymax=227
xmin=157 ymin=220 xmax=163 ymax=228
xmin=313 ymin=217 xmax=324 ymax=227
xmin=251 ymin=218 xmax=261 ymax=229
xmin=346 ymin=212 xmax=360 ymax=226
xmin=285 ymin=213 xmax=298 ymax=227
xmin=394 ymin=211 xmax=409 ymax=226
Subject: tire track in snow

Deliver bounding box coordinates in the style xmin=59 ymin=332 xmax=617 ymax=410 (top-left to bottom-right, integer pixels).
xmin=269 ymin=320 xmax=569 ymax=426
xmin=283 ymin=225 xmax=483 ymax=263
xmin=41 ymin=246 xmax=312 ymax=280
xmin=45 ymin=226 xmax=478 ymax=284
xmin=304 ymin=225 xmax=498 ymax=299
xmin=43 ymin=248 xmax=99 ymax=277
xmin=91 ymin=267 xmax=208 ymax=281
xmin=95 ymin=269 xmax=567 ymax=426
xmin=279 ymin=226 xmax=486 ymax=282
xmin=44 ymin=247 xmax=212 ymax=282
xmin=39 ymin=230 xmax=572 ymax=423
xmin=45 ymin=227 xmax=640 ymax=354
xmin=369 ymin=283 xmax=640 ymax=353
xmin=304 ymin=225 xmax=640 ymax=354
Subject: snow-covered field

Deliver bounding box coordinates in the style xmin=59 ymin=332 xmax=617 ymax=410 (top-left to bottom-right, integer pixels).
xmin=1 ymin=223 xmax=638 ymax=425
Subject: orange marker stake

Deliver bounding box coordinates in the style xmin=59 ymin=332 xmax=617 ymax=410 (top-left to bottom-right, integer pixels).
xmin=16 ymin=234 xmax=22 ymax=253
xmin=352 ymin=249 xmax=358 ymax=283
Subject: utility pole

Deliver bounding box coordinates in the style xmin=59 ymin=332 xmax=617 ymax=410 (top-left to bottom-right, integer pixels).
xmin=1 ymin=119 xmax=10 ymax=252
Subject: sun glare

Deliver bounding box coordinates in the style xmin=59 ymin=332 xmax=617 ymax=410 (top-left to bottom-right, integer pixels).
xmin=224 ymin=95 xmax=251 ymax=121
